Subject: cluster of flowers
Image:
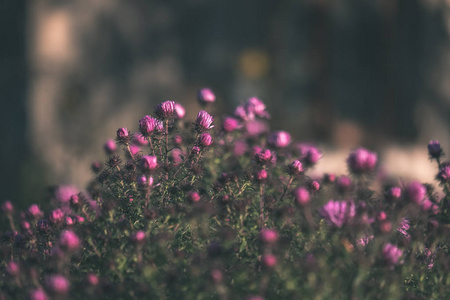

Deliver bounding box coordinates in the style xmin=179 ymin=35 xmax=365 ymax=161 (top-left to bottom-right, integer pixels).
xmin=1 ymin=90 xmax=449 ymax=299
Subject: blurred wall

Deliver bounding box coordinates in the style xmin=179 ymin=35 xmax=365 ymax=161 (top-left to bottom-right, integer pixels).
xmin=1 ymin=0 xmax=450 ymax=206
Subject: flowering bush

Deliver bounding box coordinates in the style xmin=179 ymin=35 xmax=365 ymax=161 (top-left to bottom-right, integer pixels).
xmin=1 ymin=94 xmax=450 ymax=299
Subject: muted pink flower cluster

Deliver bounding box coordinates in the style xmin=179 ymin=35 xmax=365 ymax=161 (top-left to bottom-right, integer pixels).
xmin=346 ymin=147 xmax=377 ymax=174
xmin=320 ymin=200 xmax=356 ymax=228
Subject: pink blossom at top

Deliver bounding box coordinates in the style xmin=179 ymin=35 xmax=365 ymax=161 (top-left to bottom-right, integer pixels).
xmin=154 ymin=100 xmax=176 ymax=119
xmin=198 ymin=88 xmax=216 ymax=105
xmin=382 ymin=243 xmax=403 ymax=267
xmin=196 ymin=111 xmax=214 ymax=131
xmin=268 ymin=131 xmax=291 ymax=148
xmin=320 ymin=200 xmax=356 ymax=228
xmin=346 ymin=147 xmax=378 ymax=174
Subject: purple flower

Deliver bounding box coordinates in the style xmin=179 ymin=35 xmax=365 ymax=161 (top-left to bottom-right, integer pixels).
xmin=387 ymin=186 xmax=402 ymax=201
xmin=199 ymin=132 xmax=213 ymax=147
xmin=54 ymin=185 xmax=79 ymax=204
xmin=382 ymin=243 xmax=403 ymax=267
xmin=234 ymin=105 xmax=252 ymax=121
xmin=141 ymin=156 xmax=158 ymax=173
xmin=336 ymin=175 xmax=352 ymax=194
xmin=154 ymin=100 xmax=176 ymax=119
xmin=187 ymin=191 xmax=201 ymax=203
xmin=436 ymin=162 xmax=450 ymax=183
xmin=139 ymin=115 xmax=158 ymax=136
xmin=294 ymin=187 xmax=310 ymax=206
xmin=195 ymin=111 xmax=214 ymax=132
xmin=59 ymin=230 xmax=80 ymax=251
xmin=170 ymin=148 xmax=184 ymax=165
xmin=310 ymin=181 xmax=320 ymax=192
xmin=406 ymin=181 xmax=426 ymax=204
xmin=346 ymin=147 xmax=377 ymax=174
xmin=268 ymin=131 xmax=291 ymax=148
xmin=288 ymin=160 xmax=303 ymax=175
xmin=174 ymin=102 xmax=185 ymax=119
xmin=103 ymin=139 xmax=117 ymax=154
xmin=198 ymin=88 xmax=216 ymax=105
xmin=427 ymin=140 xmax=443 ymax=159
xmin=222 ymin=116 xmax=240 ymax=133
xmin=262 ymin=254 xmax=277 ymax=268
xmin=320 ymin=200 xmax=356 ymax=228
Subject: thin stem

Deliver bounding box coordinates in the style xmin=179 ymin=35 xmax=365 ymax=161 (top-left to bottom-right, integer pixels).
xmin=148 ymin=137 xmax=156 ymax=156
xmin=279 ymin=176 xmax=294 ymax=202
xmin=260 ymin=184 xmax=265 ymax=228
xmin=165 ymin=119 xmax=169 ymax=180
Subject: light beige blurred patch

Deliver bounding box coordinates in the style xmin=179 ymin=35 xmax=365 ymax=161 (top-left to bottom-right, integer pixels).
xmin=238 ymin=49 xmax=270 ymax=80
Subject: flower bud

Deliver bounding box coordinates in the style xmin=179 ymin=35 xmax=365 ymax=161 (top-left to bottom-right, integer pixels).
xmin=28 ymin=204 xmax=44 ymax=219
xmin=6 ymin=261 xmax=19 ymax=276
xmin=427 ymin=140 xmax=443 ymax=159
xmin=382 ymin=243 xmax=402 ymax=267
xmin=116 ymin=127 xmax=130 ymax=144
xmin=49 ymin=209 xmax=64 ymax=224
xmin=29 ymin=288 xmax=48 ymax=300
xmin=210 ymin=269 xmax=223 ymax=283
xmin=173 ymin=135 xmax=183 ymax=145
xmin=260 ymin=229 xmax=278 ymax=244
xmin=255 ymin=169 xmax=268 ymax=182
xmin=87 ymin=273 xmax=99 ymax=286
xmin=310 ymin=181 xmax=320 ymax=192
xmin=154 ymin=100 xmax=176 ymax=119
xmin=287 ymin=160 xmax=303 ymax=175
xmin=139 ymin=115 xmax=158 ymax=137
xmin=222 ymin=116 xmax=239 ymax=133
xmin=91 ymin=161 xmax=102 ymax=173
xmin=347 ymin=147 xmax=377 ymax=174
xmin=262 ymin=254 xmax=277 ymax=268
xmin=59 ymin=230 xmax=80 ymax=251
xmin=406 ymin=181 xmax=426 ymax=205
xmin=199 ymin=132 xmax=213 ymax=147
xmin=195 ymin=111 xmax=214 ymax=132
xmin=174 ymin=102 xmax=185 ymax=119
xmin=131 ymin=230 xmax=146 ymax=245
xmin=1 ymin=200 xmax=13 ymax=214
xmin=187 ymin=191 xmax=201 ymax=203
xmin=255 ymin=149 xmax=272 ymax=165
xmin=45 ymin=275 xmax=70 ymax=295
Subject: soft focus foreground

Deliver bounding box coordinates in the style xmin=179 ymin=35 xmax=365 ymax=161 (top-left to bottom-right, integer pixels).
xmin=1 ymin=97 xmax=450 ymax=299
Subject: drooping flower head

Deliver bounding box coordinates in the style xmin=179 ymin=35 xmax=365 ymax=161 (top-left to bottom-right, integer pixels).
xmin=198 ymin=88 xmax=216 ymax=105
xmin=268 ymin=131 xmax=291 ymax=148
xmin=346 ymin=147 xmax=377 ymax=174
xmin=195 ymin=111 xmax=214 ymax=132
xmin=154 ymin=100 xmax=176 ymax=119
xmin=319 ymin=200 xmax=356 ymax=228
xmin=382 ymin=243 xmax=403 ymax=267
xmin=139 ymin=115 xmax=158 ymax=137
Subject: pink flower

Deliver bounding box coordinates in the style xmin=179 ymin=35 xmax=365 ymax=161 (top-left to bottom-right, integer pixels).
xmin=346 ymin=147 xmax=377 ymax=174
xmin=294 ymin=187 xmax=310 ymax=206
xmin=139 ymin=115 xmax=158 ymax=136
xmin=288 ymin=160 xmax=303 ymax=175
xmin=54 ymin=185 xmax=79 ymax=204
xmin=199 ymin=132 xmax=213 ymax=147
xmin=233 ymin=140 xmax=248 ymax=157
xmin=406 ymin=181 xmax=426 ymax=204
xmin=46 ymin=275 xmax=70 ymax=294
xmin=59 ymin=230 xmax=80 ymax=251
xmin=131 ymin=230 xmax=146 ymax=245
xmin=222 ymin=116 xmax=240 ymax=133
xmin=133 ymin=132 xmax=148 ymax=146
xmin=382 ymin=243 xmax=403 ymax=267
xmin=198 ymin=88 xmax=216 ymax=105
xmin=320 ymin=200 xmax=355 ymax=228
xmin=29 ymin=288 xmax=48 ymax=300
xmin=256 ymin=169 xmax=268 ymax=182
xmin=187 ymin=191 xmax=201 ymax=203
xmin=1 ymin=200 xmax=13 ymax=214
xmin=397 ymin=219 xmax=410 ymax=240
xmin=28 ymin=204 xmax=44 ymax=218
xmin=174 ymin=102 xmax=185 ymax=119
xmin=195 ymin=111 xmax=214 ymax=131
xmin=245 ymin=120 xmax=268 ymax=137
xmin=260 ymin=229 xmax=279 ymax=244
xmin=49 ymin=209 xmax=64 ymax=224
xmin=154 ymin=100 xmax=176 ymax=119
xmin=6 ymin=261 xmax=19 ymax=276
xmin=297 ymin=143 xmax=322 ymax=166
xmin=255 ymin=149 xmax=273 ymax=164
xmin=141 ymin=156 xmax=158 ymax=172
xmin=262 ymin=254 xmax=277 ymax=268
xmin=268 ymin=131 xmax=291 ymax=148
xmin=245 ymin=97 xmax=270 ymax=119
xmin=104 ymin=139 xmax=117 ymax=154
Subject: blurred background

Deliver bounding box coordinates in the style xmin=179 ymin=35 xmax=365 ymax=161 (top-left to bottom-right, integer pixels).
xmin=2 ymin=0 xmax=450 ymax=208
